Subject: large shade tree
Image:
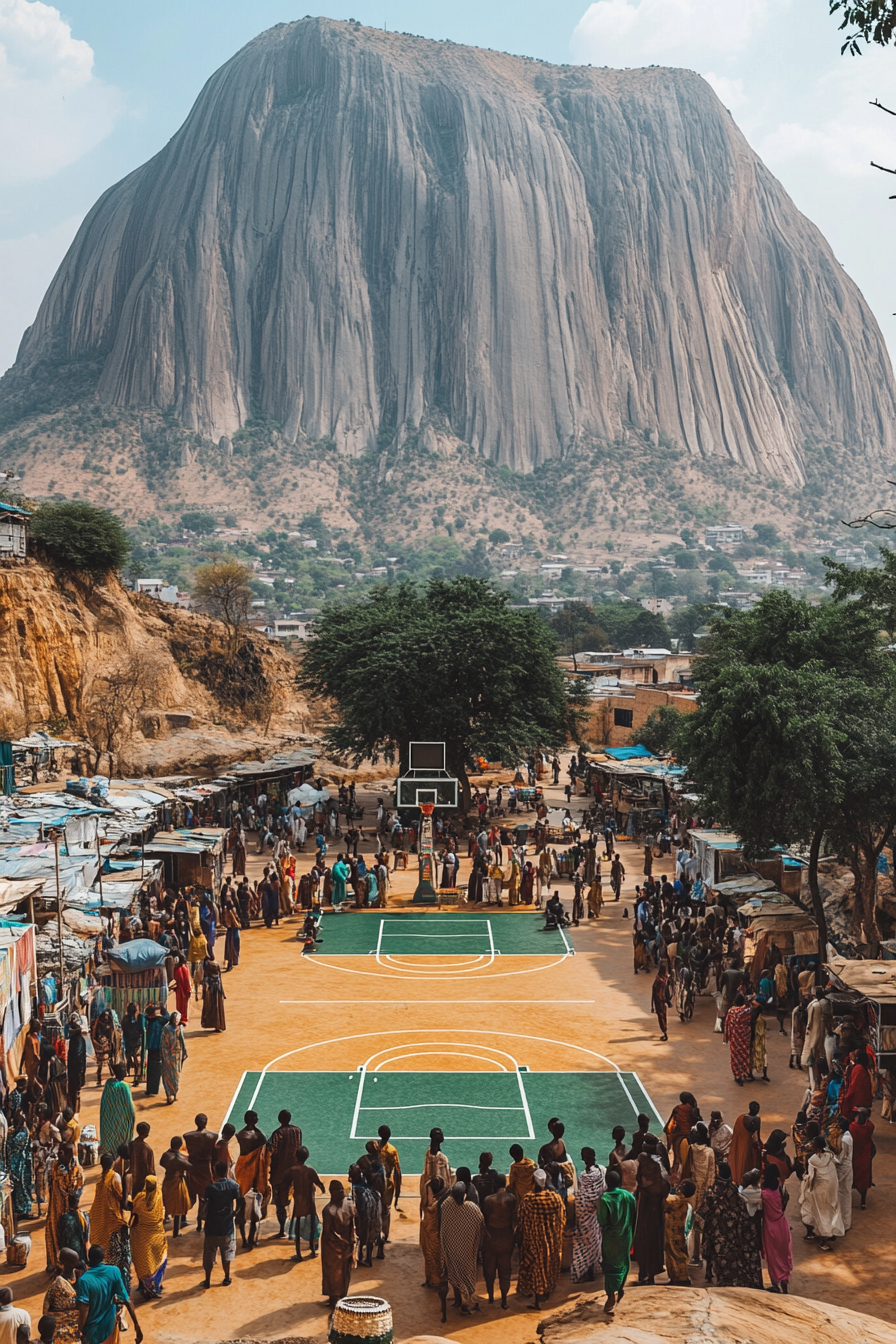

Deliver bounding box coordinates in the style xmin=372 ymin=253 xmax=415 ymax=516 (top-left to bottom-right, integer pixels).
xmin=679 ymin=591 xmax=896 ymax=958
xmin=298 ymin=577 xmax=587 ymax=809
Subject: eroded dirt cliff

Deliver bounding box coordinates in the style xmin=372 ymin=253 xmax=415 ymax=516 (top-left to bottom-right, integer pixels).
xmin=0 ymin=560 xmax=316 ymax=774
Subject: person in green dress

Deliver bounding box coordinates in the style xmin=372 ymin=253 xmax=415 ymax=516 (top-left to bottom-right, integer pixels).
xmin=596 ymin=1169 xmax=637 ymax=1317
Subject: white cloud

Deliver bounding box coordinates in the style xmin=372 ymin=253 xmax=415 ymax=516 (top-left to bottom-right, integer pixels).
xmin=703 ymin=71 xmax=747 ymax=110
xmin=760 ymin=47 xmax=896 ymax=178
xmin=0 ymin=0 xmax=121 ymax=183
xmin=0 ymin=214 xmax=81 ymax=372
xmin=571 ymin=0 xmax=774 ymax=63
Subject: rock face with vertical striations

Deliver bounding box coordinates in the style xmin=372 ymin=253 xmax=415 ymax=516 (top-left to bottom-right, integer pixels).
xmin=3 ymin=17 xmax=895 ymax=482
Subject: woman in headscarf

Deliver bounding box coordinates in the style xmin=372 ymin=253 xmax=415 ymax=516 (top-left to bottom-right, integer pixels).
xmin=517 ymin=1168 xmax=566 ymax=1309
xmin=90 ymin=1153 xmax=132 ymax=1291
xmin=761 ymin=1167 xmax=793 ymax=1292
xmin=664 ymin=1179 xmax=695 ymax=1285
xmin=45 ymin=1143 xmax=84 ymax=1272
xmin=799 ymin=1135 xmax=844 ymax=1249
xmin=7 ymin=1112 xmax=33 ymax=1218
xmin=438 ymin=1182 xmax=484 ymax=1319
xmin=43 ymin=1247 xmax=81 ymax=1344
xmin=99 ymin=1063 xmax=135 ymax=1156
xmin=200 ymin=958 xmax=226 ymax=1031
xmin=839 ymin=1049 xmax=874 ymax=1120
xmin=572 ymin=1148 xmax=605 ymax=1283
xmin=131 ymin=1174 xmax=168 ymax=1298
xmin=724 ymin=993 xmax=754 ymax=1084
xmin=56 ymin=1191 xmax=90 ymax=1268
xmin=596 ymin=1169 xmax=636 ymax=1318
xmin=632 ymin=1150 xmax=669 ymax=1284
xmin=701 ymin=1162 xmax=763 ymax=1287
xmin=762 ymin=1130 xmax=794 ymax=1186
xmin=160 ymin=1012 xmax=187 ymax=1104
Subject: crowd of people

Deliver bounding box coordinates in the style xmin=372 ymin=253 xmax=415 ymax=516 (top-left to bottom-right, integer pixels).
xmin=0 ymin=756 xmax=887 ymax=1340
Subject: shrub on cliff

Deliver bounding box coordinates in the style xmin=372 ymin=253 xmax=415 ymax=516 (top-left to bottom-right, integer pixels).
xmin=30 ymin=501 xmax=130 ymax=581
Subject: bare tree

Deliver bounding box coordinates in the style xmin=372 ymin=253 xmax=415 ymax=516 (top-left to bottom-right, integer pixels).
xmin=192 ymin=559 xmax=254 ymax=662
xmin=84 ymin=652 xmax=164 ymax=773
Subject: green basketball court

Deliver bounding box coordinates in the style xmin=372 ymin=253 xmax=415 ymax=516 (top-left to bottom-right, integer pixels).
xmin=224 ymin=1068 xmax=659 ymax=1173
xmin=310 ymin=911 xmax=572 ymax=959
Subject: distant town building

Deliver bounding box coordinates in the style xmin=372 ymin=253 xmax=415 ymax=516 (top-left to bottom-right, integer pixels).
xmin=0 ymin=501 xmax=29 ymax=560
xmin=266 ymin=618 xmax=315 ymax=640
xmin=705 ymin=525 xmax=744 ymax=546
xmin=135 ymin=578 xmax=186 ymax=605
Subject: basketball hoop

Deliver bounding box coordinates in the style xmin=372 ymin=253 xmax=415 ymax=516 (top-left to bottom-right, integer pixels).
xmin=419 ymin=802 xmax=435 ymax=816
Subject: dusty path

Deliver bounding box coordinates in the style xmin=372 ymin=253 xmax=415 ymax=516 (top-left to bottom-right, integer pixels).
xmin=11 ymin=774 xmax=894 ymax=1341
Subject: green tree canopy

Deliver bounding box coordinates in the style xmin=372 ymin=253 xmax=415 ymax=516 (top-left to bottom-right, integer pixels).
xmin=831 ymin=0 xmax=896 ymax=52
xmin=548 ymin=601 xmax=609 ymax=664
xmin=679 ymin=590 xmax=896 ymax=956
xmin=181 ymin=510 xmax=217 ymax=534
xmin=631 ymin=706 xmax=685 ymax=755
xmin=669 ymin=602 xmax=717 ymax=650
xmin=752 ymin=522 xmax=780 ymax=547
xmin=30 ymin=501 xmax=130 ymax=582
xmin=596 ymin=604 xmax=671 ymax=649
xmin=298 ymin=576 xmax=586 ymax=807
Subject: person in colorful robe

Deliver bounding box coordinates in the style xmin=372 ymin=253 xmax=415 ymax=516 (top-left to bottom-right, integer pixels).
xmin=130 ymin=1176 xmax=168 ymax=1298
xmin=517 ymin=1169 xmax=566 ymax=1308
xmin=439 ymin=1183 xmax=484 ymax=1320
xmin=724 ymin=994 xmax=754 ymax=1083
xmin=99 ymin=1065 xmax=135 ymax=1157
xmin=596 ymin=1169 xmax=637 ymax=1317
xmin=572 ymin=1148 xmax=605 ymax=1283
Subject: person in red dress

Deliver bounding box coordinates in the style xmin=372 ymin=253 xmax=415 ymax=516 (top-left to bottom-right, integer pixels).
xmin=849 ymin=1107 xmax=875 ymax=1210
xmin=173 ymin=956 xmax=192 ymax=1024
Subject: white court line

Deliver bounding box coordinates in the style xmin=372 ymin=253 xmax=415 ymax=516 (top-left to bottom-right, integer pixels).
xmin=380 ymin=933 xmax=492 ymax=940
xmin=359 ymin=1102 xmax=525 ymax=1111
xmin=306 ymin=952 xmax=572 ymax=980
xmin=352 ymin=1039 xmax=534 ymax=1140
xmin=487 ymin=920 xmax=495 ymax=960
xmin=247 ymin=1029 xmax=652 ymax=1122
xmin=370 ymin=1050 xmax=509 ymax=1071
xmin=631 ymin=1069 xmax=664 ymax=1126
xmin=375 ymin=920 xmax=385 ymax=959
xmin=349 ymin=1066 xmax=368 ymax=1139
xmin=516 ymin=1064 xmax=536 ymax=1140
xmin=558 ymin=924 xmax=574 ymax=956
xmin=222 ymin=1069 xmax=248 ymax=1127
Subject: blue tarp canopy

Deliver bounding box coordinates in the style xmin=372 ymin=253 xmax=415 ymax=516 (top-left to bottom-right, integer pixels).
xmin=104 ymin=938 xmax=167 ymax=971
xmin=602 ymin=745 xmax=653 ymax=760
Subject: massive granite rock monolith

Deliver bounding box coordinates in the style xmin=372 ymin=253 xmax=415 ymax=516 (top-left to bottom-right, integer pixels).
xmin=4 ymin=17 xmax=894 ymax=480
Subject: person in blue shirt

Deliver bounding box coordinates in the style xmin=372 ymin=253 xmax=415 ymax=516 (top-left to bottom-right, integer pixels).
xmin=76 ymin=1245 xmax=141 ymax=1344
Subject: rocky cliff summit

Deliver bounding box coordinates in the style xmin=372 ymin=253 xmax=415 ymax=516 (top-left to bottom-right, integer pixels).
xmin=3 ymin=17 xmax=894 ymax=481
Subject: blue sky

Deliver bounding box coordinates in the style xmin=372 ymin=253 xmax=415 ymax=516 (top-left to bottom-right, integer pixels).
xmin=1 ymin=0 xmax=895 ymax=372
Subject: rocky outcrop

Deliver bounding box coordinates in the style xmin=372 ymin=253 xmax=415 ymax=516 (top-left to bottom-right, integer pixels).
xmin=537 ymin=1287 xmax=896 ymax=1343
xmin=3 ymin=19 xmax=894 ymax=481
xmin=0 ymin=561 xmax=314 ymax=773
